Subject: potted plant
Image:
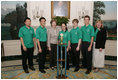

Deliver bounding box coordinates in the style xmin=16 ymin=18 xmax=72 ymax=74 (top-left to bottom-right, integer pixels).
xmin=52 ymin=16 xmax=69 ymax=26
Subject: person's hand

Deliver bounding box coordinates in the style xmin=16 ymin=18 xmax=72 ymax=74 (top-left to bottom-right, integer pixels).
xmin=48 ymin=47 xmax=51 ymax=51
xmin=66 ymin=48 xmax=69 ymax=52
xmin=34 ymin=45 xmax=36 ymax=50
xmin=76 ymin=46 xmax=80 ymax=51
xmin=39 ymin=48 xmax=42 ymax=53
xmin=99 ymin=48 xmax=102 ymax=52
xmin=23 ymin=46 xmax=27 ymax=51
xmin=88 ymin=46 xmax=91 ymax=51
xmin=69 ymin=46 xmax=71 ymax=50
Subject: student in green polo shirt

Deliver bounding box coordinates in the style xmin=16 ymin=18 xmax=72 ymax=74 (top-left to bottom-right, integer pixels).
xmin=58 ymin=22 xmax=70 ymax=70
xmin=36 ymin=17 xmax=48 ymax=73
xmin=81 ymin=15 xmax=94 ymax=74
xmin=70 ymin=19 xmax=82 ymax=72
xmin=19 ymin=17 xmax=36 ymax=73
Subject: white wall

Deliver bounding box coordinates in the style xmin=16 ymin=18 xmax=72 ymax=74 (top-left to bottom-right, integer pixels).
xmin=69 ymin=1 xmax=94 ymax=26
xmin=27 ymin=1 xmax=51 ymax=28
xmin=27 ymin=1 xmax=94 ymax=28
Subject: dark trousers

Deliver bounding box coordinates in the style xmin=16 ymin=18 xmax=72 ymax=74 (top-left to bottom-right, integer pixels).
xmin=59 ymin=46 xmax=70 ymax=68
xmin=70 ymin=43 xmax=80 ymax=68
xmin=21 ymin=46 xmax=34 ymax=71
xmin=81 ymin=42 xmax=93 ymax=71
xmin=49 ymin=44 xmax=57 ymax=67
xmin=37 ymin=42 xmax=47 ymax=70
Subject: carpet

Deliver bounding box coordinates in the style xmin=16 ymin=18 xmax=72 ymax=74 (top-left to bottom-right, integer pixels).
xmin=1 ymin=64 xmax=117 ymax=79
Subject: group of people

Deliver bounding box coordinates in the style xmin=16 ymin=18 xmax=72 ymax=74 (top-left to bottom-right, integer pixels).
xmin=18 ymin=15 xmax=107 ymax=75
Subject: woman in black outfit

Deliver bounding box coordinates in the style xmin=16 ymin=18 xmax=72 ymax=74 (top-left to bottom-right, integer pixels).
xmin=92 ymin=20 xmax=107 ymax=72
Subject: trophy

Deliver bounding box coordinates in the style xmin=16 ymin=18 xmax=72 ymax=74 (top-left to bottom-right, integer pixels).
xmin=56 ymin=33 xmax=67 ymax=79
xmin=60 ymin=33 xmax=63 ymax=44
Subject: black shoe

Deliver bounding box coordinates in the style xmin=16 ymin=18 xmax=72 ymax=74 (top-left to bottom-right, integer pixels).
xmin=85 ymin=70 xmax=91 ymax=74
xmin=29 ymin=66 xmax=35 ymax=71
xmin=74 ymin=68 xmax=80 ymax=72
xmin=39 ymin=69 xmax=46 ymax=73
xmin=24 ymin=70 xmax=29 ymax=73
xmin=67 ymin=66 xmax=70 ymax=70
xmin=44 ymin=66 xmax=49 ymax=69
xmin=66 ymin=67 xmax=69 ymax=70
xmin=81 ymin=65 xmax=86 ymax=68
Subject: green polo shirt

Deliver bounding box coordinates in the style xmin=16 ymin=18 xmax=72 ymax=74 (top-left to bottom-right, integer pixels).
xmin=70 ymin=27 xmax=82 ymax=43
xmin=58 ymin=30 xmax=70 ymax=46
xmin=94 ymin=28 xmax=99 ymax=42
xmin=18 ymin=25 xmax=35 ymax=48
xmin=36 ymin=25 xmax=47 ymax=42
xmin=81 ymin=24 xmax=94 ymax=42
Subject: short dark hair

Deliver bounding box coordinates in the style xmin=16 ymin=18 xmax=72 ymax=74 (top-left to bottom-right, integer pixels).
xmin=61 ymin=22 xmax=68 ymax=31
xmin=72 ymin=19 xmax=79 ymax=23
xmin=61 ymin=22 xmax=67 ymax=26
xmin=39 ymin=17 xmax=46 ymax=22
xmin=84 ymin=15 xmax=90 ymax=20
xmin=24 ymin=17 xmax=31 ymax=22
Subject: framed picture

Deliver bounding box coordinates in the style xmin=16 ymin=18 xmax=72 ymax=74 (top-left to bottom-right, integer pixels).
xmin=1 ymin=1 xmax=27 ymax=40
xmin=51 ymin=1 xmax=70 ymax=19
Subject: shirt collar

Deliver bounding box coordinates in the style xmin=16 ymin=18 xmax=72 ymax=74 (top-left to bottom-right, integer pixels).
xmin=97 ymin=28 xmax=101 ymax=31
xmin=40 ymin=25 xmax=45 ymax=29
xmin=73 ymin=26 xmax=78 ymax=29
xmin=24 ymin=25 xmax=31 ymax=29
xmin=84 ymin=24 xmax=90 ymax=28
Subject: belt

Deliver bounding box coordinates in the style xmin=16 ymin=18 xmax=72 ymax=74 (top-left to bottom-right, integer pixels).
xmin=82 ymin=41 xmax=90 ymax=44
xmin=40 ymin=41 xmax=46 ymax=43
xmin=71 ymin=43 xmax=78 ymax=45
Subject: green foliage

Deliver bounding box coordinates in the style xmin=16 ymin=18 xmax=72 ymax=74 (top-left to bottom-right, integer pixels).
xmin=2 ymin=2 xmax=27 ymax=40
xmin=24 ymin=2 xmax=27 ymax=8
xmin=52 ymin=16 xmax=69 ymax=26
xmin=107 ymin=37 xmax=117 ymax=40
xmin=3 ymin=11 xmax=17 ymax=25
xmin=93 ymin=1 xmax=105 ymax=26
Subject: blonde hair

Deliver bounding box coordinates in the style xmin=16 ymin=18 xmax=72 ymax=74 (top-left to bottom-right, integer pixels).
xmin=95 ymin=20 xmax=103 ymax=28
